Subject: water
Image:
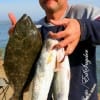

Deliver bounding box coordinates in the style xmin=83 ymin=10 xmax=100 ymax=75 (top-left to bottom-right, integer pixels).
xmin=0 ymin=21 xmax=9 ymax=48
xmin=0 ymin=21 xmax=100 ymax=92
xmin=96 ymin=46 xmax=100 ymax=92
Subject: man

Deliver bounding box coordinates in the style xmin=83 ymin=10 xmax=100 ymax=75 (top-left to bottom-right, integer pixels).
xmin=9 ymin=0 xmax=100 ymax=100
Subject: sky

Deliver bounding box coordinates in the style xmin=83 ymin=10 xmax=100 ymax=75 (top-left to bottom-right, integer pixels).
xmin=0 ymin=0 xmax=100 ymax=21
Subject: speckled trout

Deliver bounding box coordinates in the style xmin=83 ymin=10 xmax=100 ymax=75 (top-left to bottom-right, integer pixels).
xmin=31 ymin=38 xmax=70 ymax=100
xmin=53 ymin=51 xmax=70 ymax=100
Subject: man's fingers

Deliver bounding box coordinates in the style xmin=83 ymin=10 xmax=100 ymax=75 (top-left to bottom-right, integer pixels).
xmin=65 ymin=44 xmax=73 ymax=55
xmin=8 ymin=13 xmax=17 ymax=25
xmin=65 ymin=39 xmax=79 ymax=55
xmin=8 ymin=26 xmax=15 ymax=35
xmin=49 ymin=31 xmax=68 ymax=39
xmin=53 ymin=36 xmax=73 ymax=49
xmin=8 ymin=13 xmax=17 ymax=35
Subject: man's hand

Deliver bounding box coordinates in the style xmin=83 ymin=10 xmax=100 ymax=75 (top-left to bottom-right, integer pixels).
xmin=49 ymin=18 xmax=81 ymax=55
xmin=8 ymin=13 xmax=17 ymax=35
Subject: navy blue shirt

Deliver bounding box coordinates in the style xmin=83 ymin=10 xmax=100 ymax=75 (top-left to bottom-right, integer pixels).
xmin=37 ymin=4 xmax=100 ymax=100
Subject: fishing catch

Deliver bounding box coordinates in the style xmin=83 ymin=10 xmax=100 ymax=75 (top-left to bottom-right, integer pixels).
xmin=3 ymin=14 xmax=42 ymax=100
xmin=31 ymin=38 xmax=70 ymax=100
xmin=53 ymin=51 xmax=70 ymax=100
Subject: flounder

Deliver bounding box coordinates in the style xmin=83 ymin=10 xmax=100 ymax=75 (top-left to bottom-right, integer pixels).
xmin=3 ymin=14 xmax=42 ymax=100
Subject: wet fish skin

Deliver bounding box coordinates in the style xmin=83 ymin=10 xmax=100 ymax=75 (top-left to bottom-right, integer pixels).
xmin=31 ymin=38 xmax=70 ymax=100
xmin=4 ymin=14 xmax=42 ymax=100
xmin=31 ymin=38 xmax=58 ymax=100
xmin=53 ymin=55 xmax=70 ymax=100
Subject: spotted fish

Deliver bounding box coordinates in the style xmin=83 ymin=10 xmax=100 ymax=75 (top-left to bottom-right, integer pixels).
xmin=3 ymin=14 xmax=42 ymax=100
xmin=31 ymin=38 xmax=70 ymax=100
xmin=53 ymin=50 xmax=70 ymax=100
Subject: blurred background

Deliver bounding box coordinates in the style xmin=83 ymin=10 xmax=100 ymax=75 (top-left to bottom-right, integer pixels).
xmin=0 ymin=0 xmax=100 ymax=94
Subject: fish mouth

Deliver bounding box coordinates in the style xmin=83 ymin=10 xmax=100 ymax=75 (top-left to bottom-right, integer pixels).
xmin=16 ymin=14 xmax=32 ymax=28
xmin=18 ymin=14 xmax=28 ymax=22
xmin=21 ymin=14 xmax=28 ymax=20
xmin=23 ymin=14 xmax=32 ymax=27
xmin=13 ymin=14 xmax=33 ymax=37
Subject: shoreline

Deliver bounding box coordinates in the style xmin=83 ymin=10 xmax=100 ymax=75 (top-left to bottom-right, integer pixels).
xmin=0 ymin=59 xmax=100 ymax=99
xmin=0 ymin=59 xmax=30 ymax=100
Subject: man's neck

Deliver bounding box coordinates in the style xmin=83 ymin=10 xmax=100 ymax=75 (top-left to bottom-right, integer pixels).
xmin=45 ymin=6 xmax=68 ymax=23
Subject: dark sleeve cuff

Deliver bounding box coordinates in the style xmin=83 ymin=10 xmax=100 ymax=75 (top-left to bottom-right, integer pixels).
xmin=77 ymin=19 xmax=89 ymax=41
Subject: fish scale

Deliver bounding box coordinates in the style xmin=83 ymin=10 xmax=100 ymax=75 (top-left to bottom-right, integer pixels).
xmin=3 ymin=14 xmax=42 ymax=100
xmin=31 ymin=38 xmax=70 ymax=100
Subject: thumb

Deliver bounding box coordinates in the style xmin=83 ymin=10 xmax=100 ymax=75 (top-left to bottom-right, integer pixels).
xmin=8 ymin=12 xmax=17 ymax=26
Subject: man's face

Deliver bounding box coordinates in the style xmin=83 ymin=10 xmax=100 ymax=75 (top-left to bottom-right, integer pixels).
xmin=39 ymin=0 xmax=67 ymax=12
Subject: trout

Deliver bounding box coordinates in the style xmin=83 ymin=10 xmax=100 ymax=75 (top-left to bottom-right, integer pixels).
xmin=53 ymin=52 xmax=70 ymax=100
xmin=31 ymin=38 xmax=70 ymax=100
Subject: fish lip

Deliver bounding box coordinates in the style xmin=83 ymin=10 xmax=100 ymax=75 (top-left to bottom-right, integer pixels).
xmin=21 ymin=14 xmax=28 ymax=21
xmin=17 ymin=14 xmax=28 ymax=23
xmin=22 ymin=14 xmax=32 ymax=26
xmin=17 ymin=14 xmax=31 ymax=25
xmin=15 ymin=14 xmax=33 ymax=31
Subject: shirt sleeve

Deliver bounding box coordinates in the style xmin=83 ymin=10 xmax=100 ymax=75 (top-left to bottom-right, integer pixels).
xmin=79 ymin=18 xmax=100 ymax=44
xmin=78 ymin=5 xmax=100 ymax=45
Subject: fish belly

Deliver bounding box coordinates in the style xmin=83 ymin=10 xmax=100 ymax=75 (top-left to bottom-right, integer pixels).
xmin=31 ymin=39 xmax=58 ymax=100
xmin=53 ymin=56 xmax=70 ymax=100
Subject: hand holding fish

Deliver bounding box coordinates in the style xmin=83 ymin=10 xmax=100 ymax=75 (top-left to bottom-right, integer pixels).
xmin=49 ymin=18 xmax=81 ymax=55
xmin=8 ymin=13 xmax=17 ymax=35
